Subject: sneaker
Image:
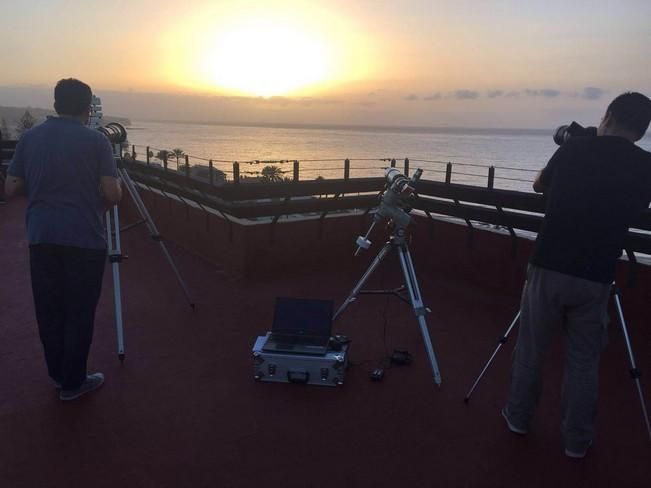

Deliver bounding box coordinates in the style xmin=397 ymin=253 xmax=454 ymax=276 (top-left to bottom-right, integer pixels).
xmin=565 ymin=441 xmax=592 ymax=459
xmin=59 ymin=373 xmax=105 ymax=401
xmin=502 ymin=408 xmax=528 ymax=435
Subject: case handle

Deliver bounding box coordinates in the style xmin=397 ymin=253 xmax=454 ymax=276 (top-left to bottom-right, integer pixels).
xmin=287 ymin=371 xmax=310 ymax=384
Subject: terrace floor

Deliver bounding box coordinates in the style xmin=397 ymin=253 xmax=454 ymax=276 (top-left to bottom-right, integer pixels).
xmin=1 ymin=198 xmax=650 ymax=488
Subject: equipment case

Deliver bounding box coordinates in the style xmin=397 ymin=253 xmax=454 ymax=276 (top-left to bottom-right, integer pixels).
xmin=252 ymin=333 xmax=349 ymax=387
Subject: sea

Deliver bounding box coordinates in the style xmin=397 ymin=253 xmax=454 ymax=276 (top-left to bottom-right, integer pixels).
xmin=125 ymin=120 xmax=651 ymax=193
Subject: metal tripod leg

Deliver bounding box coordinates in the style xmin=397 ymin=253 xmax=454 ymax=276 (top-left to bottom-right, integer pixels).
xmin=612 ymin=287 xmax=651 ymax=441
xmin=464 ymin=310 xmax=521 ymax=403
xmin=397 ymin=245 xmax=442 ymax=386
xmin=106 ymin=206 xmax=125 ymax=361
xmin=333 ymin=242 xmax=393 ymax=320
xmin=118 ymin=167 xmax=195 ymax=309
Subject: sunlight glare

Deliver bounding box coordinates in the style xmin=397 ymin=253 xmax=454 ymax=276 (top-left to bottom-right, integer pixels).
xmin=201 ymin=19 xmax=330 ymax=97
xmin=163 ymin=3 xmax=377 ymax=98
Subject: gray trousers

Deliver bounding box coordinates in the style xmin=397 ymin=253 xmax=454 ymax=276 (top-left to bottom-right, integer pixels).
xmin=506 ymin=265 xmax=611 ymax=451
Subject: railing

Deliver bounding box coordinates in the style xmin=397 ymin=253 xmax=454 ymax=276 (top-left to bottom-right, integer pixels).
xmin=4 ymin=139 xmax=650 ymax=254
xmin=121 ymin=158 xmax=651 ymax=255
xmin=123 ymin=144 xmax=537 ymax=191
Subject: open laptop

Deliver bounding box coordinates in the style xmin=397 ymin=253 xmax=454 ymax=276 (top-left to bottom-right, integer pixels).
xmin=262 ymin=297 xmax=334 ymax=356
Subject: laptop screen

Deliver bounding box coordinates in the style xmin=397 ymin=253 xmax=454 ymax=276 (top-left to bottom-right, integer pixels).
xmin=272 ymin=297 xmax=333 ymax=337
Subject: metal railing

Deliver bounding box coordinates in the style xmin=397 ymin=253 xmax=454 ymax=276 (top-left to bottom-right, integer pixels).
xmin=121 ymin=158 xmax=651 ymax=255
xmin=123 ymin=144 xmax=537 ymax=191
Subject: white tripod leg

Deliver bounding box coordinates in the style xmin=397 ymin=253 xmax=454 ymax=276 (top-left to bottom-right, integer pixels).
xmin=398 ymin=245 xmax=442 ymax=386
xmin=106 ymin=207 xmax=125 ymax=361
xmin=333 ymin=242 xmax=393 ymax=320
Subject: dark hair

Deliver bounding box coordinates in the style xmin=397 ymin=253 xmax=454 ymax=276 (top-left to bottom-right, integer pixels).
xmin=606 ymin=92 xmax=651 ymax=139
xmin=54 ymin=78 xmax=92 ymax=116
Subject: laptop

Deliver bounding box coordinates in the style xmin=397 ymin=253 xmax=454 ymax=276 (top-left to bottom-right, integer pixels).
xmin=262 ymin=297 xmax=334 ymax=356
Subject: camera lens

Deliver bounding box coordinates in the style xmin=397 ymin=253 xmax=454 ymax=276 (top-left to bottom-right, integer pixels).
xmin=97 ymin=123 xmax=127 ymax=144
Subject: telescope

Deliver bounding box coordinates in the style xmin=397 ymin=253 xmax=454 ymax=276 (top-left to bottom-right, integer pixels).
xmin=335 ymin=165 xmax=443 ymax=386
xmin=88 ymin=95 xmax=127 ymax=144
xmin=355 ymin=167 xmax=423 ymax=255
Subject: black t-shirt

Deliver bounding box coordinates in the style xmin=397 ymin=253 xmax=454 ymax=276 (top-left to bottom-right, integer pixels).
xmin=531 ymin=136 xmax=651 ymax=283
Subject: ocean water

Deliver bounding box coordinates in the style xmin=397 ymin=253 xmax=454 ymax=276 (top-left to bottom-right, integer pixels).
xmin=126 ymin=120 xmax=651 ymax=193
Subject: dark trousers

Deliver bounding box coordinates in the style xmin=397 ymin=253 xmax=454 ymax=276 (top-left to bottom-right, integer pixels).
xmin=29 ymin=244 xmax=106 ymax=390
xmin=506 ymin=265 xmax=610 ymax=452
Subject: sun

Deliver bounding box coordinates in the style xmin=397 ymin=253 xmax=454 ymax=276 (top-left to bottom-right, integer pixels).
xmin=198 ymin=19 xmax=331 ymax=97
xmin=163 ymin=4 xmax=377 ymax=98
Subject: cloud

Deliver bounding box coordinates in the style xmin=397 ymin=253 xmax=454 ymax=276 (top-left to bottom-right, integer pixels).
xmin=454 ymin=90 xmax=480 ymax=100
xmin=581 ymin=86 xmax=606 ymax=100
xmin=424 ymin=93 xmax=442 ymax=101
xmin=405 ymin=94 xmax=419 ymax=101
xmin=296 ymin=97 xmax=342 ymax=106
xmin=487 ymin=90 xmax=504 ymax=98
xmin=525 ymin=89 xmax=561 ymax=98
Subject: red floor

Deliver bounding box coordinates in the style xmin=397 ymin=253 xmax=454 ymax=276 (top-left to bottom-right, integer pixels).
xmin=1 ymin=199 xmax=650 ymax=488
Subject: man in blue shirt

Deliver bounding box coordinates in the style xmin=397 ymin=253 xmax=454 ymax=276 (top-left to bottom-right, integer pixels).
xmin=4 ymin=78 xmax=122 ymax=400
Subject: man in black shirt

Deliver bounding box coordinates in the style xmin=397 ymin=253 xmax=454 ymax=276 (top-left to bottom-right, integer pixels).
xmin=502 ymin=92 xmax=651 ymax=458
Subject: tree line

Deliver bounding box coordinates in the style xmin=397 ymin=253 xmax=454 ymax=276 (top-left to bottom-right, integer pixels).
xmin=0 ymin=109 xmax=36 ymax=140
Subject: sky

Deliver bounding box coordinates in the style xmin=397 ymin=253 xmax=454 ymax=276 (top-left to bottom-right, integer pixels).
xmin=0 ymin=0 xmax=650 ymax=128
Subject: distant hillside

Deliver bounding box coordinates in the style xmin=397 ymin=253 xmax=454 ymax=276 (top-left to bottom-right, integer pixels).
xmin=0 ymin=105 xmax=130 ymax=139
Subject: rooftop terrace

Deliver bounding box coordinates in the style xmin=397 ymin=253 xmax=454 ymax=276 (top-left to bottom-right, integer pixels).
xmin=2 ymin=168 xmax=651 ymax=487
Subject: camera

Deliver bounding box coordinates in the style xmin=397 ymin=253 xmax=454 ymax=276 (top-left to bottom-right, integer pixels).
xmin=553 ymin=121 xmax=597 ymax=146
xmin=88 ymin=95 xmax=127 ymax=144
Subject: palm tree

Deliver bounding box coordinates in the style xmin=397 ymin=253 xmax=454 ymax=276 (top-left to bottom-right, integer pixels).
xmin=261 ymin=165 xmax=283 ymax=183
xmin=155 ymin=150 xmax=171 ymax=166
xmin=171 ymin=148 xmax=185 ymax=170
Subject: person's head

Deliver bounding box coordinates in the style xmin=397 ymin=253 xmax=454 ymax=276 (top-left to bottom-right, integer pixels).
xmin=54 ymin=78 xmax=92 ymax=123
xmin=598 ymin=92 xmax=651 ymax=142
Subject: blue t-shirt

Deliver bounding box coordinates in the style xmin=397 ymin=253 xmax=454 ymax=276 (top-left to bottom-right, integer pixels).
xmin=8 ymin=117 xmax=117 ymax=250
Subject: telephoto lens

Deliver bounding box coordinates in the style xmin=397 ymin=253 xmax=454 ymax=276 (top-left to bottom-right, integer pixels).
xmin=97 ymin=123 xmax=127 ymax=144
xmin=553 ymin=121 xmax=598 ymax=145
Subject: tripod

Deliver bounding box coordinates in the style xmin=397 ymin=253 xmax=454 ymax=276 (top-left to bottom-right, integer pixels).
xmin=463 ymin=283 xmax=651 ymax=441
xmin=334 ymin=226 xmax=442 ymax=386
xmin=105 ymin=162 xmax=195 ymax=362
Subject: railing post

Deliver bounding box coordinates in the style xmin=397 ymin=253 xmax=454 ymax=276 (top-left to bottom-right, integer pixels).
xmin=209 ymin=159 xmax=214 ymax=185
xmin=185 ymin=154 xmax=190 ymax=178
xmin=344 ymin=158 xmax=350 ymax=180
xmin=445 ymin=162 xmax=452 ymax=183
xmin=163 ymin=153 xmax=168 ymax=172
xmin=233 ymin=162 xmax=240 ymax=185
xmin=488 ymin=166 xmax=495 ymax=190
xmin=391 ymin=158 xmax=396 ymax=168
xmin=293 ymin=160 xmax=299 ymax=182
xmin=131 ymin=144 xmax=135 ymax=159
xmin=404 ymin=158 xmax=410 ymax=176
xmin=146 ymin=146 xmax=150 ymax=165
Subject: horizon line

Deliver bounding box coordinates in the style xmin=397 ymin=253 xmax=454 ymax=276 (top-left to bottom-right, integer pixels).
xmin=133 ymin=117 xmax=559 ymax=136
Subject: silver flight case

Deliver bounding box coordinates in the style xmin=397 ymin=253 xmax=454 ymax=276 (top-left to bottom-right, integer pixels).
xmin=252 ymin=333 xmax=349 ymax=387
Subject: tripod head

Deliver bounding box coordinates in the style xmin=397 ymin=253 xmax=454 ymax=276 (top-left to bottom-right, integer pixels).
xmin=354 ymin=167 xmax=423 ymax=255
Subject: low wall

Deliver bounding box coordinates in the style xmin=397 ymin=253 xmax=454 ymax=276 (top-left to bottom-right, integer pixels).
xmin=119 ymin=187 xmax=651 ymax=324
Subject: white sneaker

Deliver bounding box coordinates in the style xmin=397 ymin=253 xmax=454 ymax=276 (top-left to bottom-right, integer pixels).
xmin=565 ymin=441 xmax=592 ymax=459
xmin=502 ymin=408 xmax=528 ymax=435
xmin=59 ymin=373 xmax=105 ymax=401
